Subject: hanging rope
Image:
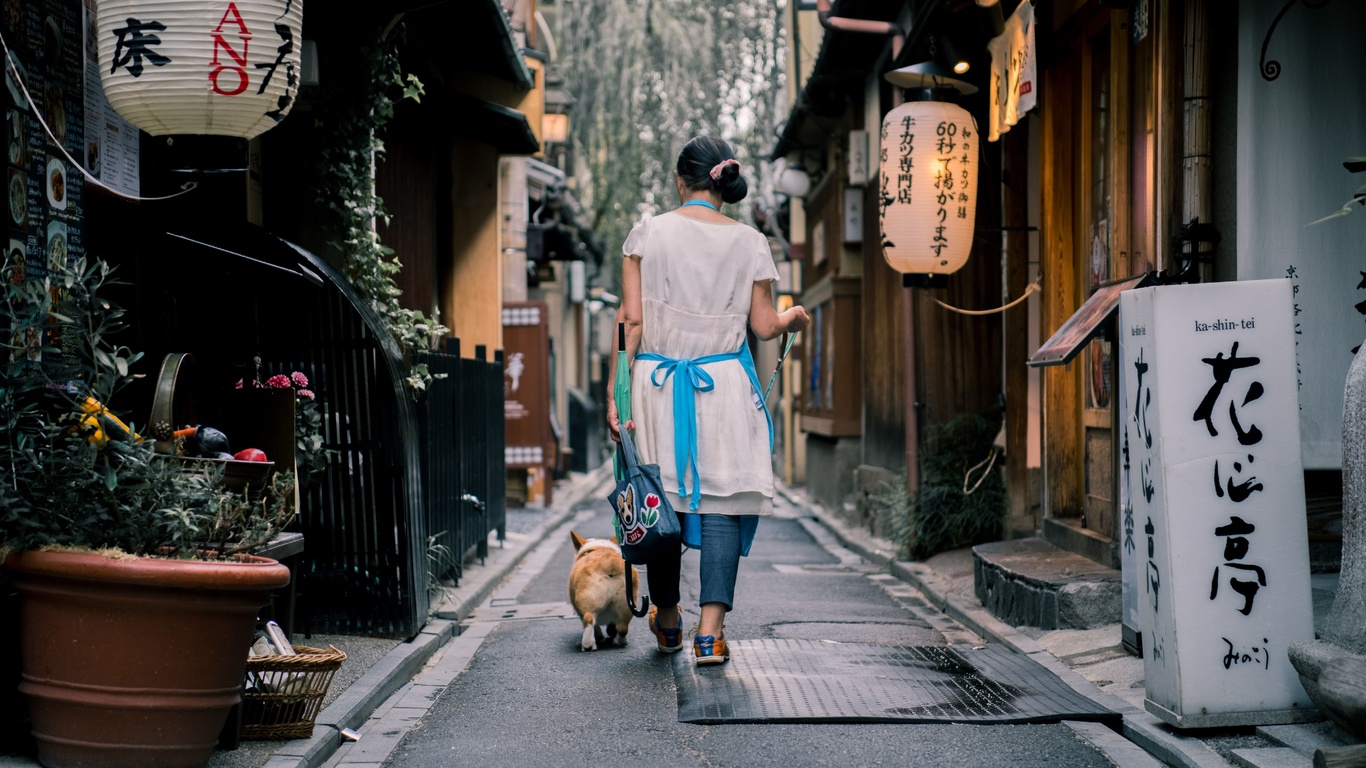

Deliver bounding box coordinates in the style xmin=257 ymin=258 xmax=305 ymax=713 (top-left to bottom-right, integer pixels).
xmin=1 ymin=37 xmax=198 ymax=203
xmin=962 ymin=447 xmax=999 ymax=496
xmin=930 ymin=281 xmax=1041 ymax=316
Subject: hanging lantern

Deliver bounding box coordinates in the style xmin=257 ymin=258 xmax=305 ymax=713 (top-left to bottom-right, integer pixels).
xmin=97 ymin=1 xmax=305 ymax=140
xmin=878 ymin=66 xmax=979 ymax=277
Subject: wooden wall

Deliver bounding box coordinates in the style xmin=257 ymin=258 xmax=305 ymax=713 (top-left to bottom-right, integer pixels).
xmin=861 ymin=176 xmax=905 ymax=472
xmin=1041 ymin=31 xmax=1084 ymax=519
xmin=443 ymin=138 xmax=504 ymax=357
xmin=378 ymin=109 xmax=443 ymax=322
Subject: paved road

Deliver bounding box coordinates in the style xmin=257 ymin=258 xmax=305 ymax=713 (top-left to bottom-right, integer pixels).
xmin=371 ymin=495 xmax=1117 ymax=768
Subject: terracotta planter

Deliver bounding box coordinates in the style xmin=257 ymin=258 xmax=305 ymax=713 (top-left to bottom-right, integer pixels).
xmin=3 ymin=549 xmax=291 ymax=768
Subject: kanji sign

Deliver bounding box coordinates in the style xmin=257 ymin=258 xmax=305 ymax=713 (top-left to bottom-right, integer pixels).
xmin=1120 ymin=279 xmax=1315 ymax=729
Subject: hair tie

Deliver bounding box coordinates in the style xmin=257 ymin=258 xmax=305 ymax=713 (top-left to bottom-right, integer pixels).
xmin=709 ymin=158 xmax=740 ymax=180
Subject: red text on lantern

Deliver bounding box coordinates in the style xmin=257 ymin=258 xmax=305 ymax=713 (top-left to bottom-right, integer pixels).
xmin=209 ymin=3 xmax=253 ymax=96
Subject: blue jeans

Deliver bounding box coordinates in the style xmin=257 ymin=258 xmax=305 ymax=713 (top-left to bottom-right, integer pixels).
xmin=645 ymin=514 xmax=743 ymax=611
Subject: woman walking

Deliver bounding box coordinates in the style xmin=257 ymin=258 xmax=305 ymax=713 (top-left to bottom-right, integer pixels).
xmin=606 ymin=136 xmax=810 ymax=665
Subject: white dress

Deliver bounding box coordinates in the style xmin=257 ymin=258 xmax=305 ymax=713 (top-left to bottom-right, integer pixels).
xmin=622 ymin=211 xmax=780 ymax=518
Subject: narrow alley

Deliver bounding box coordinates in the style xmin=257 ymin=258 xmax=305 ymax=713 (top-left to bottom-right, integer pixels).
xmin=325 ymin=482 xmax=1123 ymax=768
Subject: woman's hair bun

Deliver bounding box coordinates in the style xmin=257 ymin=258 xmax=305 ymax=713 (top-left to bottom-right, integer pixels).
xmin=715 ymin=163 xmax=748 ymax=204
xmin=677 ymin=135 xmax=748 ymax=204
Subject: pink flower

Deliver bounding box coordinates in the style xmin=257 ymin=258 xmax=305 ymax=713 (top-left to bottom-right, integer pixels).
xmin=291 ymin=371 xmax=309 ymax=388
xmin=234 ymin=379 xmax=243 ymax=389
xmin=298 ymin=389 xmax=316 ymax=401
xmin=266 ymin=374 xmax=291 ymax=389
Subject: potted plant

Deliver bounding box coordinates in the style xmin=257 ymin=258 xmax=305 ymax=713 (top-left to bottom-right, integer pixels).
xmin=0 ymin=252 xmax=295 ymax=768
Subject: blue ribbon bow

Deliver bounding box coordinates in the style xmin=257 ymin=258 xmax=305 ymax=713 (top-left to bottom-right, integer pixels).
xmin=636 ymin=343 xmax=771 ymax=510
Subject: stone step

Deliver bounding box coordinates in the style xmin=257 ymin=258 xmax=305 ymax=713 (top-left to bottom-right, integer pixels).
xmin=973 ymin=538 xmax=1122 ymax=630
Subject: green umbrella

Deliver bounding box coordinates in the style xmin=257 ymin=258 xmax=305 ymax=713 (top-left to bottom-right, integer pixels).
xmin=613 ymin=322 xmax=631 ymax=482
xmin=612 ymin=321 xmax=651 ymax=618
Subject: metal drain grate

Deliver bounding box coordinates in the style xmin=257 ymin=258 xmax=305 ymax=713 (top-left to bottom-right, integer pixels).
xmin=467 ymin=601 xmax=579 ymax=622
xmin=673 ymin=639 xmax=1120 ymax=725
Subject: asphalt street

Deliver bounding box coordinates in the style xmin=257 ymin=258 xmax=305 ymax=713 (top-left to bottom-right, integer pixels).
xmin=369 ymin=493 xmax=1118 ymax=768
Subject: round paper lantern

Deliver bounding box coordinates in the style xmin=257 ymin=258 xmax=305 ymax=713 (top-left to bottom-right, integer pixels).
xmin=878 ymin=98 xmax=979 ymax=275
xmin=97 ymin=1 xmax=305 ymax=139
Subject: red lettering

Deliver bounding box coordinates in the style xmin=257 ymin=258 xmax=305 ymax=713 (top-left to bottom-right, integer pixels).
xmin=214 ymin=3 xmax=250 ymax=35
xmin=209 ymin=65 xmax=249 ymax=95
xmin=211 ymin=34 xmax=249 ymax=67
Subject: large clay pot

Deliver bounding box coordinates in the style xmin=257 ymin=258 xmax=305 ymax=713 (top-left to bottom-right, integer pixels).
xmin=3 ymin=549 xmax=291 ymax=768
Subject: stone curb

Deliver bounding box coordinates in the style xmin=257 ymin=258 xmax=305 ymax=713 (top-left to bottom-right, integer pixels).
xmin=262 ymin=463 xmax=614 ymax=768
xmin=776 ymin=483 xmax=1233 ymax=768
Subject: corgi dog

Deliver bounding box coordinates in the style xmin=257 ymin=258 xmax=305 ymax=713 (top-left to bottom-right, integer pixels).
xmin=568 ymin=530 xmax=638 ymax=651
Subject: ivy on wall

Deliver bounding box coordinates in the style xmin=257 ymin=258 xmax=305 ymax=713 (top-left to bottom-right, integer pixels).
xmin=310 ymin=31 xmax=447 ymax=395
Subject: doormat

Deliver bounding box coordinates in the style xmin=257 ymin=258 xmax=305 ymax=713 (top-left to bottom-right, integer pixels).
xmin=673 ymin=639 xmax=1120 ymax=725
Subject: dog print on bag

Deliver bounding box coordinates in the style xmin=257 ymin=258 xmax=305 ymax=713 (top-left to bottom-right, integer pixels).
xmin=615 ymin=483 xmax=662 ymax=546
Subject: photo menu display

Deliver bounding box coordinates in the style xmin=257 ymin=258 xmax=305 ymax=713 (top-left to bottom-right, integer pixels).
xmin=81 ymin=0 xmax=138 ymax=196
xmin=5 ymin=0 xmax=84 ymax=376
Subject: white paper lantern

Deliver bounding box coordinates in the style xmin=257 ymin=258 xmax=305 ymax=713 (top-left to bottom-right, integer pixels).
xmin=97 ymin=1 xmax=305 ymax=139
xmin=878 ymin=99 xmax=979 ymax=275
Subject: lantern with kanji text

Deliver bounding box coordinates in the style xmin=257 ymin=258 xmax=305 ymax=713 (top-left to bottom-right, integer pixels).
xmin=878 ymin=65 xmax=979 ymax=278
xmin=97 ymin=1 xmax=305 ymax=140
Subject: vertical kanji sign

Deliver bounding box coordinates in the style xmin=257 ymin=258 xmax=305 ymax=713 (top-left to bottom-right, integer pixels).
xmin=1121 ymin=280 xmax=1316 ymax=729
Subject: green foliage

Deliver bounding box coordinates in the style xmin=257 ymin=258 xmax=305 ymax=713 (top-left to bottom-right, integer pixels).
xmin=878 ymin=412 xmax=1007 ymax=561
xmin=294 ymin=393 xmax=330 ymax=484
xmin=424 ymin=531 xmax=455 ymax=601
xmin=1309 ymin=156 xmax=1366 ymax=225
xmin=309 ymin=30 xmax=446 ymax=396
xmin=551 ymin=0 xmax=785 ymax=290
xmin=0 ymin=253 xmax=293 ymax=559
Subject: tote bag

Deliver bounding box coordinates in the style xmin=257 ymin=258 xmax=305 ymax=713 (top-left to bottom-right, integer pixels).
xmin=608 ymin=427 xmax=681 ymax=565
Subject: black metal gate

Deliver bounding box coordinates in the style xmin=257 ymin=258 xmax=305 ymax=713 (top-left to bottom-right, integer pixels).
xmin=419 ymin=343 xmax=507 ymax=586
xmin=97 ymin=215 xmax=507 ymax=639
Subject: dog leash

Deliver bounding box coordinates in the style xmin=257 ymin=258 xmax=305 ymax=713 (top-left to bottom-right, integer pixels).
xmin=761 ymin=332 xmax=797 ymax=405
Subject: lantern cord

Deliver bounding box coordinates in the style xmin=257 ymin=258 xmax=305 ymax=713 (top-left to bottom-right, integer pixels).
xmin=930 ymin=281 xmax=1041 ymax=316
xmin=1 ymin=42 xmax=198 ymax=203
xmin=962 ymin=447 xmax=998 ymax=496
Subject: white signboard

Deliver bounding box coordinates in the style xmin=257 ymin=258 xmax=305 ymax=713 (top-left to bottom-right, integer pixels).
xmin=986 ymin=0 xmax=1036 ymax=142
xmin=1122 ymin=280 xmax=1316 ymax=728
xmin=1237 ymin=0 xmax=1366 ymax=468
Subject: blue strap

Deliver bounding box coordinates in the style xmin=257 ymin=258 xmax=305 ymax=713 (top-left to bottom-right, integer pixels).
xmin=680 ymin=199 xmax=719 ymax=212
xmin=636 ymin=344 xmax=773 ymax=510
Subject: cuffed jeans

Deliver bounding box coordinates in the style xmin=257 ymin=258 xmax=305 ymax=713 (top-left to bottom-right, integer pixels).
xmin=645 ymin=513 xmax=744 ymax=611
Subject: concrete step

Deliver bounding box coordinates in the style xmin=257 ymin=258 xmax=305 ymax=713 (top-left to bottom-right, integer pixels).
xmin=973 ymin=538 xmax=1122 ymax=630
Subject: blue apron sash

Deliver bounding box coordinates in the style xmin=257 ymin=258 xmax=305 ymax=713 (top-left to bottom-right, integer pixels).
xmin=636 ymin=342 xmax=773 ymax=511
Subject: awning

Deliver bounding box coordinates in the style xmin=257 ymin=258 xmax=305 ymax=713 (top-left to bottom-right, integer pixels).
xmin=525 ymin=158 xmax=602 ymax=265
xmin=444 ymin=92 xmax=539 ymax=155
xmin=527 ymin=157 xmax=567 ymax=195
xmin=769 ymin=0 xmax=910 ymax=160
xmin=405 ymin=0 xmax=535 ymax=89
xmin=1028 ymin=273 xmax=1158 ymax=367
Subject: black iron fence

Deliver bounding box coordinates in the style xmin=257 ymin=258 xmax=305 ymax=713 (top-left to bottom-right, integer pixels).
xmin=419 ymin=343 xmax=507 ymax=586
xmin=100 ymin=218 xmax=506 ymax=639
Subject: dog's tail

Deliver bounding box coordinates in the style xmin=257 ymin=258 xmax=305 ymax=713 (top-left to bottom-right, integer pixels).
xmin=624 ymin=563 xmax=650 ymax=618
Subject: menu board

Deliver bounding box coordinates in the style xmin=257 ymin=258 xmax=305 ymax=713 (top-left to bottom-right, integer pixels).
xmin=81 ymin=0 xmax=138 ymax=196
xmin=4 ymin=0 xmax=84 ymax=379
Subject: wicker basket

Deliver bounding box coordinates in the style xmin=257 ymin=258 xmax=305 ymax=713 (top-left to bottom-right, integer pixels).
xmin=240 ymin=645 xmax=347 ymax=740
